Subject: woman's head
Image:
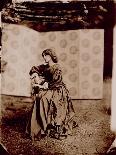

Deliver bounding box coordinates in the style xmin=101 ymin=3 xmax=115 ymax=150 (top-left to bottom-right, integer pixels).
xmin=42 ymin=49 xmax=58 ymax=63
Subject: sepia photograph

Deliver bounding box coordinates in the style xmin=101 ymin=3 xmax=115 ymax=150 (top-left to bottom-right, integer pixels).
xmin=0 ymin=0 xmax=116 ymax=155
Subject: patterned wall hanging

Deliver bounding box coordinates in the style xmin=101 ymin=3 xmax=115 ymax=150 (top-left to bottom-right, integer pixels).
xmin=1 ymin=24 xmax=104 ymax=99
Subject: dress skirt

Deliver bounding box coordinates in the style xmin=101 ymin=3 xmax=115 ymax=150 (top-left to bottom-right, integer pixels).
xmin=26 ymin=84 xmax=75 ymax=139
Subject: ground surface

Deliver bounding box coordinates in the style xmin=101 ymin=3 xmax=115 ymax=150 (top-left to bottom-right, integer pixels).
xmin=0 ymin=79 xmax=115 ymax=155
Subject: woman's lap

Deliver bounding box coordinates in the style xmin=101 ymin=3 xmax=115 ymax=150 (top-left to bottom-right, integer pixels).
xmin=28 ymin=87 xmax=76 ymax=139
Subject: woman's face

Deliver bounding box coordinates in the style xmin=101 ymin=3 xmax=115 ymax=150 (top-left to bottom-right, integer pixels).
xmin=43 ymin=54 xmax=51 ymax=63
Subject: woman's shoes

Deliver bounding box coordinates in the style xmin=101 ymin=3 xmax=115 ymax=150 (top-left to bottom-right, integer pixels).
xmin=25 ymin=123 xmax=76 ymax=141
xmin=46 ymin=124 xmax=67 ymax=140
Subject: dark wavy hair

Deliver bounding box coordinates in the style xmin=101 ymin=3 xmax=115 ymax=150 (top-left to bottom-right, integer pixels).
xmin=42 ymin=49 xmax=58 ymax=63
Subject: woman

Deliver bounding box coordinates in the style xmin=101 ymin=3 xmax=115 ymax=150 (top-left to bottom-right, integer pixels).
xmin=26 ymin=49 xmax=76 ymax=140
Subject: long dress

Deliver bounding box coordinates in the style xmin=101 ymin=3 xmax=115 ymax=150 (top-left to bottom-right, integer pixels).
xmin=26 ymin=63 xmax=76 ymax=139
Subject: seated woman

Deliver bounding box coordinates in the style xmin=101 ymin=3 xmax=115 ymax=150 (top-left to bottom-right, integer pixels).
xmin=26 ymin=49 xmax=77 ymax=140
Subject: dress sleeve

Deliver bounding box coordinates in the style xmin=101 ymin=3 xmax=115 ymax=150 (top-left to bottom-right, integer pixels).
xmin=52 ymin=67 xmax=62 ymax=82
xmin=29 ymin=64 xmax=45 ymax=76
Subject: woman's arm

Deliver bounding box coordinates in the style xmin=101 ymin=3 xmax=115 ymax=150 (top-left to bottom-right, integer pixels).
xmin=29 ymin=64 xmax=46 ymax=76
xmin=52 ymin=67 xmax=62 ymax=83
xmin=33 ymin=83 xmax=47 ymax=89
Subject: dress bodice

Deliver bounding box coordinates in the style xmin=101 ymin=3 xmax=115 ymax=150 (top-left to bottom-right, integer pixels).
xmin=43 ymin=64 xmax=63 ymax=89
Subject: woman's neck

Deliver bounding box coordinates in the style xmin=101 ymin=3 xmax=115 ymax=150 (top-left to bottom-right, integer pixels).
xmin=48 ymin=60 xmax=56 ymax=67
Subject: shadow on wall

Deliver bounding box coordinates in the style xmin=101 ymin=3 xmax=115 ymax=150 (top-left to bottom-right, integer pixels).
xmin=104 ymin=28 xmax=113 ymax=79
